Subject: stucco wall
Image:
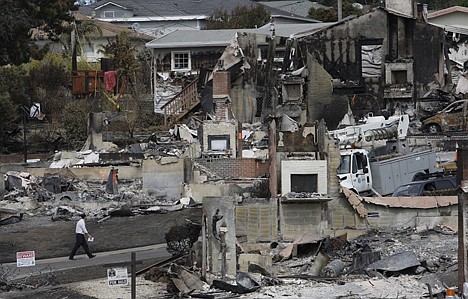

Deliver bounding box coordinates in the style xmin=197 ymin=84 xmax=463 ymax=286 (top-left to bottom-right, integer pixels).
xmin=141 ymin=158 xmax=184 ymax=200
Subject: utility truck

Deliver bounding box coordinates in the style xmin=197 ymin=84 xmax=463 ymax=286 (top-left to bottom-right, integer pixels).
xmin=330 ymin=114 xmax=439 ymax=196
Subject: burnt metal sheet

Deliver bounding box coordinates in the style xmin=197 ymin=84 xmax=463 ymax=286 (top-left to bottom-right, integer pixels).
xmin=367 ymin=251 xmax=420 ymax=272
xmin=352 ymin=251 xmax=381 ymax=273
xmin=362 ymin=196 xmax=457 ymax=209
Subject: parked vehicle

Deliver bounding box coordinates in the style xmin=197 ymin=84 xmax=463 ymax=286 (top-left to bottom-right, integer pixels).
xmin=391 ymin=176 xmax=457 ymax=197
xmin=421 ymin=99 xmax=468 ymax=133
xmin=332 ymin=114 xmax=440 ymax=196
xmin=337 ymin=148 xmax=439 ymax=196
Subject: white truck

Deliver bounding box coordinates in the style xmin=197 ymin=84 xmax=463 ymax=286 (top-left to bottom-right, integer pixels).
xmin=331 ymin=114 xmax=439 ymax=196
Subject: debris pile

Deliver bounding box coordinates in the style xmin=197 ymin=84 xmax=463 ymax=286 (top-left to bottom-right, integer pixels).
xmin=144 ymin=226 xmax=460 ymax=298
xmin=0 ymin=169 xmax=197 ymax=224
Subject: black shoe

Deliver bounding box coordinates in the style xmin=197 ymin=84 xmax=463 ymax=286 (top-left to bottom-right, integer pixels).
xmin=89 ymin=255 xmax=96 ymax=258
xmin=69 ymin=257 xmax=76 ymax=260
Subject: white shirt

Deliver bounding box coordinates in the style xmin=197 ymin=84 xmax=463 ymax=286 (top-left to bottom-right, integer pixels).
xmin=75 ymin=218 xmax=88 ymax=235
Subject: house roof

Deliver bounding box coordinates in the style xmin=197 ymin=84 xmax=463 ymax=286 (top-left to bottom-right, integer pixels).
xmin=426 ymin=5 xmax=468 ymax=35
xmin=145 ymin=22 xmax=335 ymax=49
xmin=259 ymin=0 xmax=328 ymax=18
xmin=427 ymin=5 xmax=468 ymax=19
xmin=78 ymin=0 xmax=305 ymax=19
xmin=74 ymin=13 xmax=154 ymax=40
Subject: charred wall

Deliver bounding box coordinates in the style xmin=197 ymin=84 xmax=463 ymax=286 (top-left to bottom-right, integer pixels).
xmin=300 ymin=7 xmax=445 ymax=117
xmin=303 ymin=8 xmax=389 ymax=110
xmin=412 ymin=20 xmax=444 ymax=98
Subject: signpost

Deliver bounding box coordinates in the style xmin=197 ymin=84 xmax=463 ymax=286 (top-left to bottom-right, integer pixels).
xmin=103 ymin=252 xmax=142 ymax=299
xmin=16 ymin=251 xmax=35 ymax=267
xmin=107 ymin=267 xmax=128 ymax=286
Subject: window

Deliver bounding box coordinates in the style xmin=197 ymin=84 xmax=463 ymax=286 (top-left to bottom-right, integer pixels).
xmin=391 ymin=70 xmax=407 ymax=84
xmin=291 ymin=174 xmax=318 ymax=193
xmin=337 ymin=155 xmax=351 ymax=174
xmin=208 ymin=135 xmax=230 ymax=151
xmin=434 ymin=180 xmax=455 ymax=190
xmin=446 ymin=102 xmax=464 ymax=114
xmin=171 ymin=51 xmax=191 ymax=71
xmin=103 ymin=11 xmax=115 ymax=18
xmin=361 ymin=44 xmax=382 ymax=77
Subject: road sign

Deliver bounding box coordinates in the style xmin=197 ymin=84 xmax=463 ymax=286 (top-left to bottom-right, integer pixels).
xmin=107 ymin=267 xmax=128 ymax=286
xmin=16 ymin=251 xmax=35 ymax=267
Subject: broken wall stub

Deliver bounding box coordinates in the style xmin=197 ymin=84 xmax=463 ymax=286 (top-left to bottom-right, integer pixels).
xmin=328 ymin=192 xmax=458 ymax=230
xmin=231 ymin=32 xmax=259 ymax=124
xmin=185 ymin=183 xmax=245 ymax=204
xmin=196 ymin=158 xmax=269 ymax=179
xmin=231 ymin=76 xmax=258 ymax=123
xmin=412 ymin=18 xmax=444 ymax=97
xmin=0 ymin=172 xmax=4 ymax=190
xmin=27 ymin=166 xmax=142 ymax=181
xmin=203 ymin=196 xmax=237 ymax=277
xmin=306 ymin=55 xmax=348 ymax=129
xmin=142 ymin=158 xmax=184 ymax=200
xmin=236 ymin=198 xmax=277 ymax=244
xmin=82 ymin=112 xmax=105 ymax=151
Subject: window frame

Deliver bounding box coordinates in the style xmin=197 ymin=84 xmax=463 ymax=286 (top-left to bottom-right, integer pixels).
xmin=171 ymin=51 xmax=191 ymax=72
xmin=208 ymin=135 xmax=230 ymax=151
xmin=103 ymin=11 xmax=115 ymax=18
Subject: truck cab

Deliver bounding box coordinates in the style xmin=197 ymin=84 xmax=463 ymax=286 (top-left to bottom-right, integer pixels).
xmin=337 ymin=149 xmax=372 ymax=194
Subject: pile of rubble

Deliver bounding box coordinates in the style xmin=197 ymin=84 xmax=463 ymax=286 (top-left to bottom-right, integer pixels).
xmin=0 ymin=169 xmax=194 ymax=225
xmin=139 ymin=225 xmax=459 ymax=298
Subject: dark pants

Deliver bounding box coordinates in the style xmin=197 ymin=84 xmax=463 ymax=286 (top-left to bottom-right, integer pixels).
xmin=69 ymin=233 xmax=93 ymax=258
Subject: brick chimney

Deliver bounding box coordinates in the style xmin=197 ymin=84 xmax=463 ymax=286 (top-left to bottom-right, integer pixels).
xmin=212 ymin=71 xmax=231 ymax=99
xmin=212 ymin=71 xmax=232 ymax=121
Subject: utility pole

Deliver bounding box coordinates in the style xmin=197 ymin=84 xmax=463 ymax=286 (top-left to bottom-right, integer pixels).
xmin=21 ymin=106 xmax=29 ymax=163
xmin=338 ymin=0 xmax=343 ymax=21
xmin=458 ymin=148 xmax=468 ymax=293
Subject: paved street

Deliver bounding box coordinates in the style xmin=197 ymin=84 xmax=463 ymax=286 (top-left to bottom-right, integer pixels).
xmin=4 ymin=244 xmax=169 ymax=281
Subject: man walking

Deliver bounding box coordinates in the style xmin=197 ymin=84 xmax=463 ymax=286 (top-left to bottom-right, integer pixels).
xmin=69 ymin=213 xmax=96 ymax=260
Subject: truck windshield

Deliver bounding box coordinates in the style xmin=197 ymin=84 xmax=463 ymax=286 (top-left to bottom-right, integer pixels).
xmin=337 ymin=155 xmax=351 ymax=174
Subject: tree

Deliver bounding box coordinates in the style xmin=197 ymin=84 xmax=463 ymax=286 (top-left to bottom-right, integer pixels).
xmin=308 ymin=1 xmax=362 ymax=22
xmin=0 ymin=65 xmax=29 ymax=142
xmin=103 ymin=32 xmax=144 ymax=138
xmin=205 ymin=4 xmax=271 ymax=30
xmin=0 ymin=0 xmax=77 ymax=66
xmin=61 ymin=98 xmax=93 ymax=149
xmin=0 ymin=92 xmax=16 ymax=143
xmin=27 ymin=58 xmax=70 ymax=122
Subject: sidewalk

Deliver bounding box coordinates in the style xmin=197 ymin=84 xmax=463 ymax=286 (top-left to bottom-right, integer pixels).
xmin=4 ymin=244 xmax=169 ymax=281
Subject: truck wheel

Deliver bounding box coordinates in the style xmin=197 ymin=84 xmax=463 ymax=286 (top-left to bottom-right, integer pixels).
xmin=426 ymin=123 xmax=441 ymax=134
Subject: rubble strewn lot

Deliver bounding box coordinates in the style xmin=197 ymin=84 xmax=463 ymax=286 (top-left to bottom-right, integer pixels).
xmin=0 ymin=196 xmax=460 ymax=298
